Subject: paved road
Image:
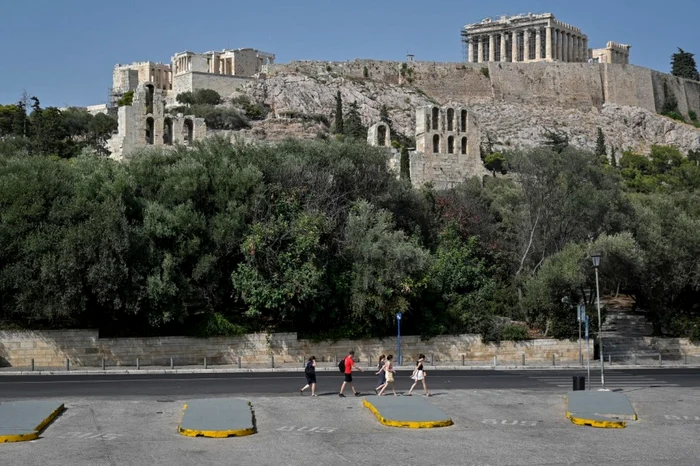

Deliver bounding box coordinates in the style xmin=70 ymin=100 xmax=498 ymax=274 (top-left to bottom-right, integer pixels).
xmin=2 ymin=368 xmax=700 ymax=399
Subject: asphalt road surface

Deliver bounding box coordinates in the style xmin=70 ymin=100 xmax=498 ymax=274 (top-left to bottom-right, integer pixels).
xmin=2 ymin=368 xmax=700 ymax=399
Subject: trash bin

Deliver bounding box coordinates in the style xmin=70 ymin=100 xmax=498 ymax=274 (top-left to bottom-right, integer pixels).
xmin=572 ymin=376 xmax=586 ymax=391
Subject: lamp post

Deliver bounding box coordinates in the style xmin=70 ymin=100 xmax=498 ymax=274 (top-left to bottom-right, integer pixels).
xmin=396 ymin=312 xmax=402 ymax=366
xmin=591 ymin=252 xmax=605 ymax=389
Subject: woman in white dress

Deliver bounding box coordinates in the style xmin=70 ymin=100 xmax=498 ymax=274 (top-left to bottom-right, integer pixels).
xmin=377 ymin=355 xmax=397 ymax=396
xmin=407 ymin=354 xmax=431 ymax=396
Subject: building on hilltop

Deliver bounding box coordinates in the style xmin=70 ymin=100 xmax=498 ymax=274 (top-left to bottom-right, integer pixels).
xmin=461 ymin=13 xmax=631 ymax=65
xmin=591 ymin=41 xmax=631 ymax=64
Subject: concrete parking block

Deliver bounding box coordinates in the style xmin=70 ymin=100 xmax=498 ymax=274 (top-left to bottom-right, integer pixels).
xmin=363 ymin=396 xmax=453 ymax=428
xmin=0 ymin=400 xmax=65 ymax=443
xmin=178 ymin=398 xmax=256 ymax=438
xmin=566 ymin=391 xmax=637 ymax=428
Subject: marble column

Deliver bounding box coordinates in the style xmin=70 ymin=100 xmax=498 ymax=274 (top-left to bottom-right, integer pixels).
xmin=511 ymin=30 xmax=519 ymax=62
xmin=568 ymin=34 xmax=574 ymax=62
xmin=535 ymin=28 xmax=542 ymax=60
xmin=468 ymin=38 xmax=474 ymax=63
xmin=489 ymin=34 xmax=496 ymax=62
xmin=477 ymin=36 xmax=484 ymax=63
xmin=563 ymin=33 xmax=568 ymax=62
xmin=523 ymin=29 xmax=530 ymax=62
xmin=583 ymin=38 xmax=588 ymax=61
xmin=545 ymin=27 xmax=552 ymax=60
xmin=500 ymin=32 xmax=507 ymax=62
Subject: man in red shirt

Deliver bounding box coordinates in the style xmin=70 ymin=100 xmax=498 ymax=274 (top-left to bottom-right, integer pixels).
xmin=339 ymin=350 xmax=363 ymax=397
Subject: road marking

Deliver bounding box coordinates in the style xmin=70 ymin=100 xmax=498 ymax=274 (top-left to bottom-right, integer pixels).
xmin=482 ymin=419 xmax=539 ymax=426
xmin=664 ymin=415 xmax=700 ymax=421
xmin=56 ymin=432 xmax=122 ymax=440
xmin=528 ymin=373 xmax=679 ymax=388
xmin=276 ymin=426 xmax=337 ymax=433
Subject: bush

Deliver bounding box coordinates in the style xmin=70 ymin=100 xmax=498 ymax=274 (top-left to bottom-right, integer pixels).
xmin=189 ymin=105 xmax=250 ymax=130
xmin=195 ymin=313 xmax=247 ymax=337
xmin=480 ymin=67 xmax=490 ymax=78
xmin=500 ymin=324 xmax=530 ymax=341
xmin=662 ymin=111 xmax=686 ymax=122
xmin=689 ymin=110 xmax=698 ymax=121
xmin=176 ymin=89 xmax=222 ymax=106
xmin=117 ymin=90 xmax=134 ymax=107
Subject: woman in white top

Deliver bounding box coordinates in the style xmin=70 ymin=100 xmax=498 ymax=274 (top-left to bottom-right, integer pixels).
xmin=377 ymin=355 xmax=397 ymax=396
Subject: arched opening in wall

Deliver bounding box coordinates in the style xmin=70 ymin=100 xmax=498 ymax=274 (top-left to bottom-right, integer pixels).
xmin=145 ymin=117 xmax=154 ymax=145
xmin=377 ymin=124 xmax=387 ymax=146
xmin=460 ymin=110 xmax=467 ymax=132
xmin=145 ymin=84 xmax=154 ymax=115
xmin=461 ymin=137 xmax=467 ymax=154
xmin=432 ymin=134 xmax=440 ymax=153
xmin=431 ymin=107 xmax=439 ymax=130
xmin=163 ymin=118 xmax=173 ymax=145
xmin=447 ymin=108 xmax=454 ymax=131
xmin=183 ymin=119 xmax=194 ymax=145
xmin=447 ymin=136 xmax=454 ymax=154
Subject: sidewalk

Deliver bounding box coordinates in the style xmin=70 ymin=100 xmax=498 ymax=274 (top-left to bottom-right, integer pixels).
xmin=1 ymin=362 xmax=699 ymax=376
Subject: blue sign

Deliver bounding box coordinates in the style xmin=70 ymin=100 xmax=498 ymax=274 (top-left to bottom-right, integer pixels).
xmin=584 ymin=315 xmax=589 ymax=339
xmin=396 ymin=312 xmax=402 ymax=321
xmin=577 ymin=304 xmax=586 ymax=322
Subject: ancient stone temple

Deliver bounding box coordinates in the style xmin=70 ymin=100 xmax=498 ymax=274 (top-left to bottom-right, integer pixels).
xmin=591 ymin=41 xmax=631 ymax=64
xmin=462 ymin=13 xmax=588 ymax=63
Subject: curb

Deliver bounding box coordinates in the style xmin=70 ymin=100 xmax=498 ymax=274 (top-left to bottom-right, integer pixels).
xmin=0 ymin=403 xmax=65 ymax=443
xmin=362 ymin=398 xmax=453 ymax=429
xmin=177 ymin=402 xmax=256 ymax=438
xmin=565 ymin=411 xmax=628 ymax=429
xmin=2 ymin=364 xmax=698 ymax=376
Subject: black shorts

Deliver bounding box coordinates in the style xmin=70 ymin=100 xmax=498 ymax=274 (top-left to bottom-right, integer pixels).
xmin=305 ymin=373 xmax=317 ymax=384
xmin=344 ymin=373 xmax=353 ymax=383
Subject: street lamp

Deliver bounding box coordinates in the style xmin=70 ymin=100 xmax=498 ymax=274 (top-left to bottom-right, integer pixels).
xmin=591 ymin=252 xmax=605 ymax=389
xmin=396 ymin=312 xmax=402 ymax=366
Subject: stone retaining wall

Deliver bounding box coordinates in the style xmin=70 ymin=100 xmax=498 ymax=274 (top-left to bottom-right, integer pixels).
xmin=1 ymin=330 xmax=698 ymax=369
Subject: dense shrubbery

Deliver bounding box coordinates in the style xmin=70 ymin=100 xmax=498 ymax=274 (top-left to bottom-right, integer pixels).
xmin=1 ymin=133 xmax=700 ymax=342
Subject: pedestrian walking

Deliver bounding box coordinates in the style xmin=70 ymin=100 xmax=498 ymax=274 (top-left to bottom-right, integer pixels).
xmin=374 ymin=354 xmax=386 ymax=394
xmin=338 ymin=350 xmax=363 ymax=397
xmin=407 ymin=354 xmax=431 ymax=397
xmin=377 ymin=355 xmax=397 ymax=396
xmin=300 ymin=356 xmax=317 ymax=396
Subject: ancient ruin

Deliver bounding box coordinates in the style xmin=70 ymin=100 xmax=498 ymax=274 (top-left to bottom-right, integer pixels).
xmin=107 ymin=83 xmax=206 ymax=159
xmin=591 ymin=41 xmax=631 ymax=64
xmin=463 ymin=13 xmax=589 ymax=63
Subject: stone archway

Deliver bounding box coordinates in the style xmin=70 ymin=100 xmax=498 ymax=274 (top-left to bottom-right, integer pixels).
xmin=163 ymin=118 xmax=173 ymax=145
xmin=145 ymin=117 xmax=154 ymax=145
xmin=432 ymin=134 xmax=440 ymax=153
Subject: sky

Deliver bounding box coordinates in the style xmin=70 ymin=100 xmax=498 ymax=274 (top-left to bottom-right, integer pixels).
xmin=2 ymin=0 xmax=698 ymax=108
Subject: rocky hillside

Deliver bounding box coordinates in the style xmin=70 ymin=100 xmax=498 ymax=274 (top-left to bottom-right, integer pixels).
xmin=226 ymin=67 xmax=700 ymax=155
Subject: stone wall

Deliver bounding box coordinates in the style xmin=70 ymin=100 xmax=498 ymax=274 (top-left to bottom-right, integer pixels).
xmin=267 ymin=59 xmax=699 ymax=119
xmin=0 ymin=330 xmax=598 ymax=368
xmin=172 ymin=72 xmax=252 ymax=101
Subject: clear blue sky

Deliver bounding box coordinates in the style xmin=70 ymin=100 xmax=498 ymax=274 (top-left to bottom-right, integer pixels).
xmin=2 ymin=0 xmax=698 ymax=108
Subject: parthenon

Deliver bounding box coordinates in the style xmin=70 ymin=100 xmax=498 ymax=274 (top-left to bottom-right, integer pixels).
xmin=462 ymin=13 xmax=589 ymax=63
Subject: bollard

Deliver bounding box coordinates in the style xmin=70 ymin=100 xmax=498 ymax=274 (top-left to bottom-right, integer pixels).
xmin=462 ymin=354 xmax=465 ymax=366
xmin=608 ymin=354 xmax=612 ymax=365
xmin=170 ymin=357 xmax=174 ymax=369
xmin=31 ymin=358 xmax=35 ymax=372
xmin=493 ymin=356 xmax=497 ymax=367
xmin=66 ymin=359 xmax=70 ymax=371
xmin=684 ymin=354 xmax=688 ymax=365
xmin=204 ymin=357 xmax=207 ymax=369
xmin=238 ymin=356 xmax=242 ymax=369
xmin=522 ymin=354 xmax=525 ymax=366
xmin=271 ymin=355 xmax=275 ymax=369
xmin=552 ymin=354 xmax=556 ymax=366
xmin=633 ymin=354 xmax=637 ymax=365
xmin=572 ymin=376 xmax=585 ymax=391
xmin=102 ymin=358 xmax=105 ymax=370
xmin=431 ymin=354 xmax=434 ymax=366
xmin=369 ymin=355 xmax=372 ymax=368
xmin=136 ymin=358 xmax=140 ymax=370
xmin=579 ymin=353 xmax=583 ymax=366
xmin=659 ymin=353 xmax=662 ymax=366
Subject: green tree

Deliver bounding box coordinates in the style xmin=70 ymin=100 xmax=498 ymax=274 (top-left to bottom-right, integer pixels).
xmin=671 ymin=48 xmax=700 ymax=81
xmin=595 ymin=128 xmax=607 ymax=157
xmin=484 ymin=152 xmax=507 ymax=176
xmin=333 ymin=90 xmax=344 ymax=135
xmin=117 ymin=90 xmax=134 ymax=107
xmin=343 ymin=101 xmax=366 ymax=140
xmin=542 ymin=128 xmax=569 ymax=153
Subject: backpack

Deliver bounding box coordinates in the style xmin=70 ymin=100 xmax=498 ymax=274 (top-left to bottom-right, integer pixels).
xmin=338 ymin=358 xmax=346 ymax=373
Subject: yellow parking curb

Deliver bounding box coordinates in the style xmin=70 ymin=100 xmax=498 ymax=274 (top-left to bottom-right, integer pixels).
xmin=177 ymin=403 xmax=256 ymax=438
xmin=0 ymin=403 xmax=65 ymax=443
xmin=363 ymin=398 xmax=453 ymax=429
xmin=566 ymin=411 xmax=627 ymax=429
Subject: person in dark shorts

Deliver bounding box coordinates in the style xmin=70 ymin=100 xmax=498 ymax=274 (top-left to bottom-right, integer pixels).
xmin=301 ymin=356 xmax=317 ymax=396
xmin=374 ymin=354 xmax=386 ymax=394
xmin=339 ymin=350 xmax=363 ymax=397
